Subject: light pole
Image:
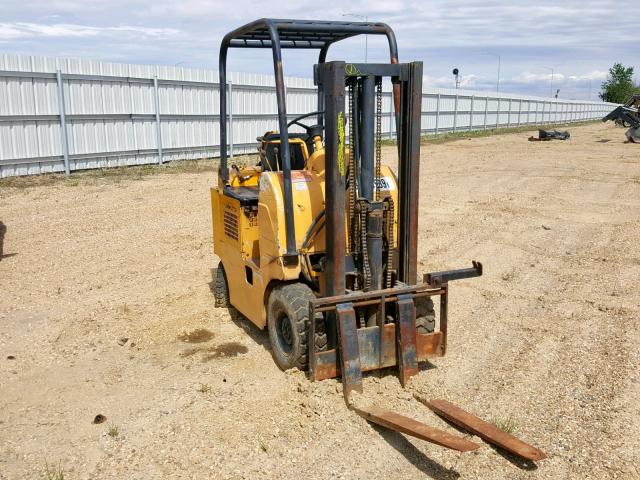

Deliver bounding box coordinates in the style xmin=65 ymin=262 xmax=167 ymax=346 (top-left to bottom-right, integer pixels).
xmin=481 ymin=52 xmax=501 ymax=95
xmin=343 ymin=13 xmax=368 ymax=62
xmin=542 ymin=66 xmax=555 ymax=97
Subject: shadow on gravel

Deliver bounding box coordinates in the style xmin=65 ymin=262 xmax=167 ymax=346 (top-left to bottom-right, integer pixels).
xmin=0 ymin=221 xmax=17 ymax=260
xmin=418 ymin=360 xmax=437 ymax=373
xmin=490 ymin=445 xmax=538 ymax=471
xmin=373 ymin=425 xmax=460 ymax=479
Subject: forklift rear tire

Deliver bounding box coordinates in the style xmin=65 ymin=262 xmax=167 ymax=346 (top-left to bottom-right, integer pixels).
xmin=415 ymin=296 xmax=436 ymax=334
xmin=267 ymin=282 xmax=325 ymax=371
xmin=214 ymin=262 xmax=230 ymax=308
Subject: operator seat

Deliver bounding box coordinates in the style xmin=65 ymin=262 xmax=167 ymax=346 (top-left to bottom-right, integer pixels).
xmin=258 ymin=125 xmax=323 ymax=172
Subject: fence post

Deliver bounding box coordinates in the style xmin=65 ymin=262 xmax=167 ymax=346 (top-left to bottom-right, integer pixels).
xmin=507 ymin=98 xmax=512 ymax=127
xmin=434 ymin=93 xmax=440 ymax=135
xmin=55 ymin=70 xmax=71 ymax=176
xmin=153 ymin=75 xmax=163 ymax=165
xmin=496 ymin=97 xmax=500 ymax=128
xmin=483 ymin=95 xmax=488 ymax=130
xmin=228 ymin=80 xmax=234 ymax=159
xmin=453 ymin=93 xmax=458 ymax=133
xmin=469 ymin=95 xmax=474 ymax=131
xmin=517 ymin=99 xmax=522 ymax=126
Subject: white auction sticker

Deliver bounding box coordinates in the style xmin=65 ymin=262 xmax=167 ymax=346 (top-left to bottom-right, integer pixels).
xmin=375 ymin=176 xmax=395 ymax=191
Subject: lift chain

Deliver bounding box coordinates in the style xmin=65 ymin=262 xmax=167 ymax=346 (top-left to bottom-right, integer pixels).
xmin=359 ymin=200 xmax=372 ymax=291
xmin=375 ymin=77 xmax=383 ymax=202
xmin=347 ymin=79 xmax=357 ymax=255
xmin=385 ymin=197 xmax=395 ymax=288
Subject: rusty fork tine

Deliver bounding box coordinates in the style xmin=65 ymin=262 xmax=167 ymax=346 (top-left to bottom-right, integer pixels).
xmin=415 ymin=397 xmax=547 ymax=461
xmin=352 ymin=406 xmax=480 ymax=452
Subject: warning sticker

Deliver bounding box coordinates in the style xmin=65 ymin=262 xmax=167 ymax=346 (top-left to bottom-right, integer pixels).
xmin=375 ymin=176 xmax=396 ymax=191
xmin=290 ymin=171 xmax=312 ymax=182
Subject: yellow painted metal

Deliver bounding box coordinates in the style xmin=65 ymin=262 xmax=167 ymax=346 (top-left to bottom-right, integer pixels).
xmin=211 ymin=136 xmax=399 ymax=329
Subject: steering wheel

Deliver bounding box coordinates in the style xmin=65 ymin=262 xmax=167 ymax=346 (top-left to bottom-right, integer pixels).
xmin=286 ymin=111 xmax=324 ymax=134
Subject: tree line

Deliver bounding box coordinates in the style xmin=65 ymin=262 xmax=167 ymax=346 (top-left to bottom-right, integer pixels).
xmin=600 ymin=63 xmax=639 ymax=103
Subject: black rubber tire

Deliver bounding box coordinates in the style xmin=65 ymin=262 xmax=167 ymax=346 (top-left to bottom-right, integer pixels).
xmin=415 ymin=296 xmax=436 ymax=334
xmin=267 ymin=282 xmax=326 ymax=371
xmin=213 ymin=262 xmax=230 ymax=308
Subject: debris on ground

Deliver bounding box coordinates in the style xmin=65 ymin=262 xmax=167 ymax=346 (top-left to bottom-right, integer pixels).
xmin=528 ymin=129 xmax=571 ymax=141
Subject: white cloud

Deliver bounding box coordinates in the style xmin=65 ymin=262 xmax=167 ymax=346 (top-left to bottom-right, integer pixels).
xmin=511 ymin=69 xmax=608 ymax=85
xmin=512 ymin=71 xmax=562 ymax=84
xmin=0 ymin=1 xmax=636 ymax=99
xmin=0 ymin=22 xmax=179 ymax=40
xmin=568 ymin=70 xmax=608 ymax=82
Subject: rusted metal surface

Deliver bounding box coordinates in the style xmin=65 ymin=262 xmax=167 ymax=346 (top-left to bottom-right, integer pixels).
xmin=424 ymin=261 xmax=483 ymax=288
xmin=353 ymin=406 xmax=480 ymax=452
xmin=416 ymin=331 xmax=444 ymax=359
xmin=309 ymin=282 xmax=447 ymax=381
xmin=418 ymin=398 xmax=547 ymax=461
xmin=439 ymin=283 xmax=448 ymax=355
xmin=310 ymin=283 xmax=443 ymax=311
xmin=321 ymin=61 xmax=347 ymax=348
xmin=312 ymin=328 xmax=445 ymax=380
xmin=336 ymin=302 xmax=363 ymax=400
xmin=395 ymin=294 xmax=418 ymax=386
xmin=397 ymin=62 xmax=423 ymax=285
xmin=312 ymin=324 xmax=399 ymax=380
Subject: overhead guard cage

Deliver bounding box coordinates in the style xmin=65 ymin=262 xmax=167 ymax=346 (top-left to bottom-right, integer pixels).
xmin=218 ymin=19 xmax=400 ymax=263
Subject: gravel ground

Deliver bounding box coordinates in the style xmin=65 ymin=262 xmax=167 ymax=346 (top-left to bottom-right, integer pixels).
xmin=1 ymin=122 xmax=639 ymax=479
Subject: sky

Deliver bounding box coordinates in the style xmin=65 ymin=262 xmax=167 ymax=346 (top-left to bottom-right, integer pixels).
xmin=0 ymin=0 xmax=637 ymax=100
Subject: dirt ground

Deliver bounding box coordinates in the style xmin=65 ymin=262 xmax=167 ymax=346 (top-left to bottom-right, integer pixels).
xmin=1 ymin=122 xmax=639 ymax=480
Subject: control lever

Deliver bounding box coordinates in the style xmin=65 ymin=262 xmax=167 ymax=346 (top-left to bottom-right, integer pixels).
xmin=231 ymin=164 xmax=252 ymax=183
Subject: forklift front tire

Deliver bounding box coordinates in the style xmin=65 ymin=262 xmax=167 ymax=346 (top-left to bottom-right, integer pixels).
xmin=415 ymin=296 xmax=436 ymax=334
xmin=267 ymin=282 xmax=317 ymax=371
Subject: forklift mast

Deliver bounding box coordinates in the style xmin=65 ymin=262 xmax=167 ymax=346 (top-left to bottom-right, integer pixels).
xmin=318 ymin=61 xmax=423 ymax=322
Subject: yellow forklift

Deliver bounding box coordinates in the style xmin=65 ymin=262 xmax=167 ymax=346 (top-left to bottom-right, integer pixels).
xmin=210 ymin=19 xmax=545 ymax=460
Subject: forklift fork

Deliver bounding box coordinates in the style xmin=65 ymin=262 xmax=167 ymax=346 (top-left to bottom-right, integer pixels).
xmin=308 ymin=262 xmax=483 ymax=401
xmin=307 ymin=263 xmax=487 ymax=453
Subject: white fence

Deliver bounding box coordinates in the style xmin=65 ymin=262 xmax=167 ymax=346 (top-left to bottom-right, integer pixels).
xmin=0 ymin=54 xmax=617 ymax=178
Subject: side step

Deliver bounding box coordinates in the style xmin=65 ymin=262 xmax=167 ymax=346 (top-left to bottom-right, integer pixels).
xmin=352 ymin=406 xmax=480 ymax=452
xmin=417 ymin=397 xmax=547 ymax=461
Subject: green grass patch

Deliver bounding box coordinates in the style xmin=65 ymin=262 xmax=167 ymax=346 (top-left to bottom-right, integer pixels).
xmin=107 ymin=423 xmax=120 ymax=438
xmin=196 ymin=383 xmax=212 ymax=394
xmin=492 ymin=415 xmax=518 ymax=434
xmin=42 ymin=462 xmax=65 ymax=480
